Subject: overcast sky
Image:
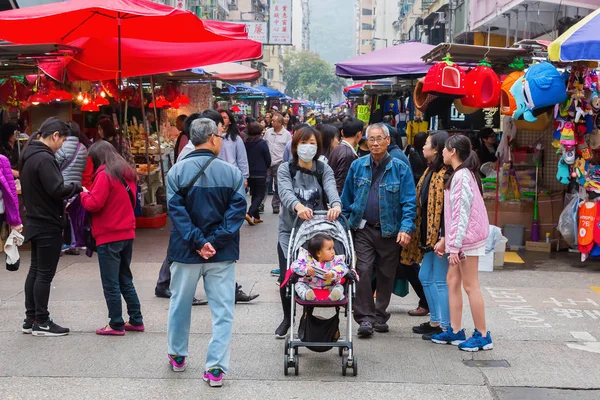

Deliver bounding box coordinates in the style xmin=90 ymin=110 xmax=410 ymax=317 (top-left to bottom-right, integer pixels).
xmin=308 ymin=0 xmax=355 ymax=65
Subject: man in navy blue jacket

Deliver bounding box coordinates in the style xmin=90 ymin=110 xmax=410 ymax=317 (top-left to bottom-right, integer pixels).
xmin=166 ymin=118 xmax=246 ymax=388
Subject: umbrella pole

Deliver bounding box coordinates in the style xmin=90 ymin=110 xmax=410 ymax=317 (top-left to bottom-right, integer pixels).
xmin=139 ymin=77 xmax=152 ymax=188
xmin=118 ymin=12 xmax=124 ymax=148
xmin=150 ymin=75 xmax=166 ymax=187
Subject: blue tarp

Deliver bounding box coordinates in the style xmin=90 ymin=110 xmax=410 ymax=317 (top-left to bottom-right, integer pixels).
xmin=254 ymin=85 xmax=285 ymax=98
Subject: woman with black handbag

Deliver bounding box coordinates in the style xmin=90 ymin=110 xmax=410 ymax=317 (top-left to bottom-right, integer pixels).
xmin=20 ymin=117 xmax=82 ymax=337
xmin=80 ymin=141 xmax=144 ymax=336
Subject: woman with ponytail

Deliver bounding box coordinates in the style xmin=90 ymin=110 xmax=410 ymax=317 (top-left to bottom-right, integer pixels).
xmin=20 ymin=117 xmax=82 ymax=337
xmin=431 ymin=134 xmax=492 ymax=352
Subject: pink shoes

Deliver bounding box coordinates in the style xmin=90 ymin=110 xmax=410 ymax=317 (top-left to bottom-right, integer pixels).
xmin=124 ymin=322 xmax=145 ymax=332
xmin=95 ymin=325 xmax=125 ymax=336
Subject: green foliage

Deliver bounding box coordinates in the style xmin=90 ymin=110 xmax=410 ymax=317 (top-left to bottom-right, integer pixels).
xmin=283 ymin=50 xmax=345 ymax=103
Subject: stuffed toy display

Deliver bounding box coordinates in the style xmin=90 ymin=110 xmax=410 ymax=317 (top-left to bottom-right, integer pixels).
xmin=422 ymin=55 xmax=467 ymax=98
xmin=501 ymin=71 xmax=526 ymax=116
xmin=461 ymin=59 xmax=501 ymax=109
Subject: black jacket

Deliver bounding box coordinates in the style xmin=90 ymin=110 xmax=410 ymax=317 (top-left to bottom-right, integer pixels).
xmin=20 ymin=141 xmax=82 ymax=241
xmin=244 ymin=136 xmax=271 ymax=178
xmin=406 ymin=146 xmax=427 ymax=185
xmin=328 ymin=142 xmax=358 ymax=194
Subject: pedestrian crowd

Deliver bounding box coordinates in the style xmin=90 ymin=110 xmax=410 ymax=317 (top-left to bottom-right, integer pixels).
xmin=2 ymin=106 xmax=492 ymax=389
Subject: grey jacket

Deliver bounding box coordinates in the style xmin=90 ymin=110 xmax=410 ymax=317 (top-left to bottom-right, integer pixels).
xmin=277 ymin=161 xmax=341 ymax=255
xmin=218 ymin=136 xmax=249 ymax=178
xmin=55 ymin=136 xmax=88 ymax=185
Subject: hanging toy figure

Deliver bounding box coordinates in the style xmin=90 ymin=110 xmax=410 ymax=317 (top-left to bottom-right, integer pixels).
xmin=579 ymin=201 xmax=597 ymax=262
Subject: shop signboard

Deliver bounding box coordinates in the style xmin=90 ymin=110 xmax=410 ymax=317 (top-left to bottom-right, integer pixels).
xmin=268 ymin=0 xmax=292 ymax=45
xmin=244 ymin=21 xmax=268 ymax=44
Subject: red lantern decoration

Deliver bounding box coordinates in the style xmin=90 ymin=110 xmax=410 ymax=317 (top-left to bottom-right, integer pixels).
xmin=177 ymin=94 xmax=190 ymax=105
xmin=422 ymin=55 xmax=467 ymax=98
xmin=461 ymin=59 xmax=501 ymax=109
xmin=28 ymin=92 xmax=51 ymax=105
xmin=81 ymin=101 xmax=100 ymax=112
xmin=95 ymin=96 xmax=109 ymax=106
xmin=50 ymin=89 xmax=73 ymax=102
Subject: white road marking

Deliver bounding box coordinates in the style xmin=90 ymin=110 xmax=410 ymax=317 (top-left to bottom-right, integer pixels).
xmin=567 ymin=342 xmax=600 ymax=354
xmin=570 ymin=331 xmax=597 ymax=342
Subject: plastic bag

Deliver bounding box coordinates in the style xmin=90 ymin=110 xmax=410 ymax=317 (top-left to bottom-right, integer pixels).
xmin=486 ymin=225 xmax=503 ymax=254
xmin=558 ymin=194 xmax=581 ymax=247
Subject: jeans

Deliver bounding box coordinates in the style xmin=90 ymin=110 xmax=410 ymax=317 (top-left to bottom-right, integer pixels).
xmin=25 ymin=233 xmax=63 ymax=324
xmin=97 ymin=240 xmax=143 ymax=330
xmin=167 ymin=261 xmax=236 ymax=373
xmin=403 ymin=263 xmax=429 ymax=310
xmin=419 ymin=252 xmax=450 ymax=330
xmin=247 ymin=177 xmax=267 ymax=219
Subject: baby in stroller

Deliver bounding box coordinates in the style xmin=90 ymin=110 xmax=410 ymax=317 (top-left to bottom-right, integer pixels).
xmin=291 ymin=233 xmax=349 ymax=301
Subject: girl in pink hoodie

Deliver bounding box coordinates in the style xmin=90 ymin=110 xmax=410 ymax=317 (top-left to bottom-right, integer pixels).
xmin=431 ymin=135 xmax=492 ymax=352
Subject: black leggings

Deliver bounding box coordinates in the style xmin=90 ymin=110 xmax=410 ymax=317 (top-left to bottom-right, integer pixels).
xmin=277 ymin=243 xmax=290 ymax=319
xmin=24 ymin=233 xmax=63 ymax=324
xmin=247 ymin=177 xmax=267 ymax=219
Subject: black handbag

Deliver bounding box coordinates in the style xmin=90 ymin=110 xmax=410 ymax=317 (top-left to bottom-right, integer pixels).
xmin=298 ymin=307 xmax=340 ymax=352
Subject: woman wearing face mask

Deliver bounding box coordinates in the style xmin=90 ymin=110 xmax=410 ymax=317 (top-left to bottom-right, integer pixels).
xmin=274 ymin=125 xmax=342 ymax=338
xmin=20 ymin=117 xmax=83 ymax=337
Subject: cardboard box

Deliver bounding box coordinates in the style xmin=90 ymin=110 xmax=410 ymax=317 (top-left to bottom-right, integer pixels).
xmin=525 ymin=241 xmax=552 ymax=253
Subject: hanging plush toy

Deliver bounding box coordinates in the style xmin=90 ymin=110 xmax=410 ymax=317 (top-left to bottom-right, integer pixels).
xmin=521 ymin=62 xmax=568 ymax=122
xmin=461 ymin=59 xmax=501 ymax=109
xmin=501 ymin=58 xmax=526 ymax=116
xmin=422 ymin=54 xmax=467 ymax=98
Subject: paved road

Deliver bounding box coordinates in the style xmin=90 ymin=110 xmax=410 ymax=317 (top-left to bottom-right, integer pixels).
xmin=1 ymin=198 xmax=600 ymax=399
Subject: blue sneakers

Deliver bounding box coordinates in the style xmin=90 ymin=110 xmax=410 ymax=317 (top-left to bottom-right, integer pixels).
xmin=431 ymin=327 xmax=466 ymax=345
xmin=459 ymin=330 xmax=493 ymax=352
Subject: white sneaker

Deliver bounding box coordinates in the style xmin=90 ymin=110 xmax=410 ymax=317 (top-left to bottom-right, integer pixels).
xmin=305 ymin=289 xmax=316 ymax=301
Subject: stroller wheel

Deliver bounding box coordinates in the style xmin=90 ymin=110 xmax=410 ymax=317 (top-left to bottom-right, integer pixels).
xmin=342 ymin=355 xmax=348 ymax=376
xmin=284 ymin=355 xmax=289 ymax=376
xmin=294 ymin=354 xmax=299 ymax=376
xmin=352 ymin=357 xmax=358 ymax=376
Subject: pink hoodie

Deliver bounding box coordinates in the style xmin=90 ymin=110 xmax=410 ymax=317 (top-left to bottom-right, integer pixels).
xmin=444 ymin=168 xmax=488 ymax=254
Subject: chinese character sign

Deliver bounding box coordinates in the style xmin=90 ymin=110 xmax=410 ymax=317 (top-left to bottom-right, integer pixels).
xmin=268 ymin=0 xmax=292 ymax=45
xmin=244 ymin=21 xmax=268 ymax=44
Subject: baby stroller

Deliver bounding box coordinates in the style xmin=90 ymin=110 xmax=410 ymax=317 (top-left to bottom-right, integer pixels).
xmin=281 ymin=211 xmax=358 ymax=376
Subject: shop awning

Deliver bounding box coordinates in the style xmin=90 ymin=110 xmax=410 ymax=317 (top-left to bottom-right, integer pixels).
xmin=335 ymin=42 xmax=434 ymax=80
xmin=39 ymin=37 xmax=262 ymax=81
xmin=421 ymin=43 xmax=530 ymax=66
xmin=254 ymin=85 xmax=285 ymax=98
xmin=191 ymin=63 xmax=260 ymax=82
xmin=549 ymin=8 xmax=600 ymax=62
xmin=0 ymin=0 xmax=242 ymax=44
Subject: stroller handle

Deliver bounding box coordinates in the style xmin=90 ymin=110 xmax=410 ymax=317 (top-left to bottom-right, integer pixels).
xmin=293 ymin=209 xmax=349 ymax=228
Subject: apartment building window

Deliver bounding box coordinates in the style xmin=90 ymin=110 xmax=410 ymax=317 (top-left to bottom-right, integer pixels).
xmin=362 ymin=9 xmax=372 ymax=15
xmin=361 ymin=39 xmax=371 ymax=46
xmin=362 ymin=23 xmax=373 ymax=30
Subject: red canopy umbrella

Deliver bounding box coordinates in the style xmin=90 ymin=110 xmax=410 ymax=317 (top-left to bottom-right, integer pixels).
xmin=0 ymin=0 xmax=260 ymax=130
xmin=0 ymin=0 xmax=238 ymax=44
xmin=39 ymin=37 xmax=262 ymax=81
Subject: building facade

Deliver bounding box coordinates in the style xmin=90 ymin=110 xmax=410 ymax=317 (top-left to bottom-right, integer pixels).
xmin=355 ymin=0 xmax=375 ymax=55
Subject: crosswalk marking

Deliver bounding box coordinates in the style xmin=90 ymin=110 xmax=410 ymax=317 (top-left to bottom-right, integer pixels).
xmin=570 ymin=331 xmax=597 ymax=342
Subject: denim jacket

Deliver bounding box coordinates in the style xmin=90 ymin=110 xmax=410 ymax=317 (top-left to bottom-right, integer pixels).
xmin=340 ymin=154 xmax=417 ymax=238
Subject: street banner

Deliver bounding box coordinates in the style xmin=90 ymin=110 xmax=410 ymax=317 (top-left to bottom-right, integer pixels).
xmin=244 ymin=21 xmax=268 ymax=44
xmin=268 ymin=0 xmax=292 ymax=45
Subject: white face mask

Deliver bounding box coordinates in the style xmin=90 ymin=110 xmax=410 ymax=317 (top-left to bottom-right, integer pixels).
xmin=297 ymin=144 xmax=318 ymax=162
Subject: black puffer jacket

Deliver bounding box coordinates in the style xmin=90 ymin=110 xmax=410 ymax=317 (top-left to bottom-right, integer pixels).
xmin=20 ymin=141 xmax=82 ymax=241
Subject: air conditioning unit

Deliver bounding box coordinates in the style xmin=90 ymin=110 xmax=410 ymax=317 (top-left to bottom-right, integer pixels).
xmin=437 ymin=12 xmax=446 ymax=24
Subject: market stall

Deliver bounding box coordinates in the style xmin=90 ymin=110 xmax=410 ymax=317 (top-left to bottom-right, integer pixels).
xmin=0 ymin=0 xmax=263 ymax=230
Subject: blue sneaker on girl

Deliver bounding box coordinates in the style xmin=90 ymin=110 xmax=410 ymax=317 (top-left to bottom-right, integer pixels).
xmin=431 ymin=327 xmax=466 ymax=345
xmin=458 ymin=330 xmax=493 ymax=352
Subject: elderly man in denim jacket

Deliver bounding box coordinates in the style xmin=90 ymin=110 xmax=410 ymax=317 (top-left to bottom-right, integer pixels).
xmin=341 ymin=123 xmax=417 ymax=338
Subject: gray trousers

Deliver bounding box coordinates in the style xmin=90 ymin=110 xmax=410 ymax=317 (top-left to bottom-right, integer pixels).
xmin=353 ymin=224 xmax=401 ymax=325
xmin=261 ymin=163 xmax=281 ymax=209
